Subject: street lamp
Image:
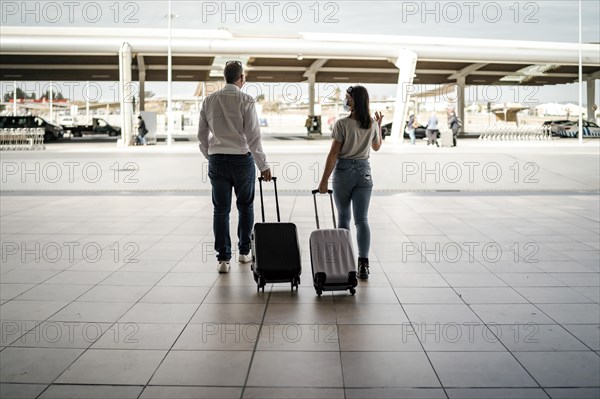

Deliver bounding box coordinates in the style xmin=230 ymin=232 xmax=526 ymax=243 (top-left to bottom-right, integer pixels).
xmin=578 ymin=0 xmax=583 ymax=145
xmin=13 ymin=81 xmax=17 ymax=115
xmin=49 ymin=82 xmax=54 ymax=123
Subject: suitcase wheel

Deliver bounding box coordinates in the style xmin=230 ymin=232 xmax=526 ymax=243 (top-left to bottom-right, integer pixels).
xmin=316 ymin=288 xmax=323 ymax=296
xmin=258 ymin=276 xmax=266 ymax=293
xmin=349 ymin=287 xmax=356 ymax=296
xmin=291 ymin=276 xmax=300 ymax=292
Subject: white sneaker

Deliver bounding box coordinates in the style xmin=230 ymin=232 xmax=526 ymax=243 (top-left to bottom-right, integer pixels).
xmin=238 ymin=253 xmax=252 ymax=263
xmin=217 ymin=261 xmax=230 ymax=273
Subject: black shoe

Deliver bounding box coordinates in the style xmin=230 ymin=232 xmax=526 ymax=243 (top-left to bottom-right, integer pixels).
xmin=358 ymin=257 xmax=370 ymax=280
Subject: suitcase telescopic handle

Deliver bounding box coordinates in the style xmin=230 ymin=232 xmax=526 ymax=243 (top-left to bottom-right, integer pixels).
xmin=258 ymin=177 xmax=280 ymax=223
xmin=311 ymin=189 xmax=336 ymax=229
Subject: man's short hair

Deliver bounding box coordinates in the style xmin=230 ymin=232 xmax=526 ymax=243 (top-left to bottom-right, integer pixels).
xmin=224 ymin=61 xmax=243 ymax=84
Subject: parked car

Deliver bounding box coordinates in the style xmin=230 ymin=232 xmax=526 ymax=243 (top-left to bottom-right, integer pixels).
xmin=0 ymin=115 xmax=63 ymax=142
xmin=67 ymin=118 xmax=121 ymax=137
xmin=542 ymin=120 xmax=573 ymax=136
xmin=381 ymin=122 xmax=439 ymax=140
xmin=557 ymin=121 xmax=600 ymax=138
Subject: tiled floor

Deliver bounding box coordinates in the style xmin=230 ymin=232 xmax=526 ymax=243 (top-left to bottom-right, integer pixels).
xmin=1 ymin=193 xmax=599 ymax=399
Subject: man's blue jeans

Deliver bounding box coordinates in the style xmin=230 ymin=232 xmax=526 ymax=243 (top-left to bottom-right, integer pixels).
xmin=332 ymin=158 xmax=373 ymax=258
xmin=208 ymin=153 xmax=256 ymax=261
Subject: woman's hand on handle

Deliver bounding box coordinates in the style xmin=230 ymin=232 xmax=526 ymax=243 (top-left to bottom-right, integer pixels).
xmin=318 ymin=180 xmax=329 ymax=194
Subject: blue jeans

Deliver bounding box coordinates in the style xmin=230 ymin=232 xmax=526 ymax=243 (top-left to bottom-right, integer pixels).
xmin=407 ymin=129 xmax=416 ymax=145
xmin=208 ymin=153 xmax=256 ymax=261
xmin=332 ymin=159 xmax=373 ymax=258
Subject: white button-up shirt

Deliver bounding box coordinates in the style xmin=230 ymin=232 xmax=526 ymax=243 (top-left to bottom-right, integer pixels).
xmin=198 ymin=83 xmax=269 ymax=172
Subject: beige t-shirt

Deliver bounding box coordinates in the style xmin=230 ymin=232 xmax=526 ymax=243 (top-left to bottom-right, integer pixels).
xmin=332 ymin=117 xmax=380 ymax=160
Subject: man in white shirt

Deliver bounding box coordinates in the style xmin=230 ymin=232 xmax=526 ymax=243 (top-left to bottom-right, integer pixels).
xmin=198 ymin=61 xmax=272 ymax=273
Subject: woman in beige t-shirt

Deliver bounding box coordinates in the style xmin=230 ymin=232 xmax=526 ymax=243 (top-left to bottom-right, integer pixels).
xmin=318 ymin=85 xmax=384 ymax=279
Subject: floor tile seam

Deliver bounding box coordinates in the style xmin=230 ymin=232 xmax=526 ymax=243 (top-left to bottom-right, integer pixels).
xmin=429 ymin=212 xmax=584 ymax=335
xmin=564 ymin=280 xmax=600 ymax=302
xmin=60 ymin=231 xmax=141 ymax=272
xmin=31 ymin=382 xmax=187 ymax=399
xmin=441 ymin=277 xmax=553 ymax=396
xmin=368 ymin=215 xmax=451 ymax=399
xmin=9 ymin=346 xmax=596 ymax=353
xmin=239 ymin=287 xmax=272 ymax=399
xmin=0 ymin=198 xmax=57 ymax=221
xmin=473 ymin=200 xmax=596 ymax=268
xmin=485 ymin=286 xmax=600 ymax=352
xmin=27 ymin=232 xmax=205 ymax=399
xmin=1 ymin=274 xmax=108 ymax=347
xmin=18 ymin=285 xmax=154 ymax=397
xmin=379 ymin=224 xmax=550 ymax=397
xmin=507 ymin=153 xmax=597 ymax=206
xmin=332 ymin=289 xmax=349 ymax=399
xmin=134 ymin=236 xmax=219 ymax=399
xmin=15 ymin=381 xmax=600 ymax=389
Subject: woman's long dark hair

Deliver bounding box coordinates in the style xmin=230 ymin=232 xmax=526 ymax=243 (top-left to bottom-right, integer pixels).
xmin=348 ymin=85 xmax=372 ymax=129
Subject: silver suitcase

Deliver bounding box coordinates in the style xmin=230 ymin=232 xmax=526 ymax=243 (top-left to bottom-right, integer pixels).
xmin=309 ymin=190 xmax=358 ymax=296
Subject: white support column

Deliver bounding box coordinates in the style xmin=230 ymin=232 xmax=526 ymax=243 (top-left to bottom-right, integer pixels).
xmin=308 ymin=73 xmax=316 ymax=117
xmin=137 ymin=54 xmax=146 ymax=112
xmin=119 ymin=42 xmax=134 ymax=147
xmin=390 ymin=49 xmax=418 ymax=142
xmin=303 ymin=59 xmax=327 ymax=119
xmin=586 ymin=77 xmax=596 ymax=122
xmin=457 ymin=75 xmax=466 ymax=133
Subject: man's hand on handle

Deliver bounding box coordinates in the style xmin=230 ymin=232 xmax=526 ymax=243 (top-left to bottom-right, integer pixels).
xmin=261 ymin=168 xmax=272 ymax=182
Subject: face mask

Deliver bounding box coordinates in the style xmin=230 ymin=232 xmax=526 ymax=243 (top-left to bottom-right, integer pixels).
xmin=342 ymin=98 xmax=351 ymax=112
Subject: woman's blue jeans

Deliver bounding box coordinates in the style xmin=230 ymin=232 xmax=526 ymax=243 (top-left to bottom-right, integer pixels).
xmin=208 ymin=153 xmax=255 ymax=261
xmin=332 ymin=158 xmax=373 ymax=258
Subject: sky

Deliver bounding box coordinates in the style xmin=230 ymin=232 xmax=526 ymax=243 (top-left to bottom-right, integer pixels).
xmin=1 ymin=0 xmax=599 ymax=104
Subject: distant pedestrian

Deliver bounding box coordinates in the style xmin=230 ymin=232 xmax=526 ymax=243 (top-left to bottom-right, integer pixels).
xmin=405 ymin=114 xmax=417 ymax=145
xmin=136 ymin=116 xmax=148 ymax=145
xmin=448 ymin=111 xmax=461 ymax=147
xmin=426 ymin=112 xmax=438 ymax=147
xmin=305 ymin=115 xmax=313 ymax=133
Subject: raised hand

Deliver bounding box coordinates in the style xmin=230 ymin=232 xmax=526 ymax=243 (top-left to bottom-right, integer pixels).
xmin=374 ymin=111 xmax=384 ymax=126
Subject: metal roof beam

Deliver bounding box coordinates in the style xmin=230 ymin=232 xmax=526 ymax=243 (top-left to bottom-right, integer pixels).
xmin=303 ymin=59 xmax=329 ymax=78
xmin=448 ymin=63 xmax=487 ymax=80
xmin=469 ymin=71 xmax=579 ymax=78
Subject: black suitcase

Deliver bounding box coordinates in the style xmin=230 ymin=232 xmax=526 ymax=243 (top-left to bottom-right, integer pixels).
xmin=310 ymin=190 xmax=358 ymax=296
xmin=251 ymin=177 xmax=301 ymax=292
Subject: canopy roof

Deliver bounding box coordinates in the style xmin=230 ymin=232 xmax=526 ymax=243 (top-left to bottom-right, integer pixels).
xmin=1 ymin=27 xmax=599 ymax=85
